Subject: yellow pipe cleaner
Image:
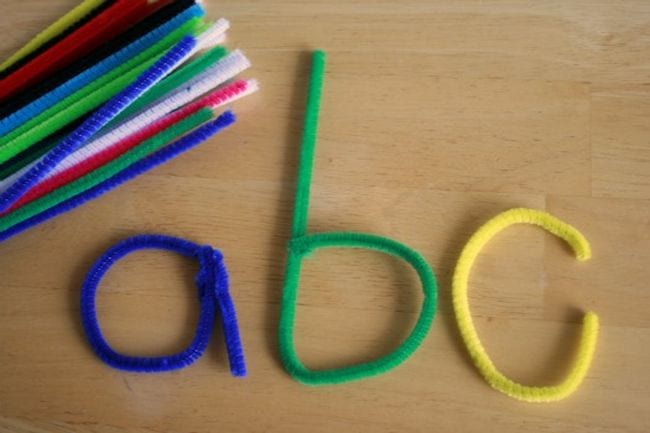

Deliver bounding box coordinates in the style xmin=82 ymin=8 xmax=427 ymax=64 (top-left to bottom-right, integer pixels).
xmin=452 ymin=208 xmax=599 ymax=402
xmin=0 ymin=0 xmax=106 ymax=72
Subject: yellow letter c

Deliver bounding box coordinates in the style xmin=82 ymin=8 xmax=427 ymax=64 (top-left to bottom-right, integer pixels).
xmin=452 ymin=208 xmax=599 ymax=402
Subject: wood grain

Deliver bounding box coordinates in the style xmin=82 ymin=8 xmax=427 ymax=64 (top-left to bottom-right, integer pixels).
xmin=0 ymin=1 xmax=649 ymax=432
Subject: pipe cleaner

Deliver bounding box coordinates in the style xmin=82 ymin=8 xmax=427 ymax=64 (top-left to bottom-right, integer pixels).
xmin=0 ymin=124 xmax=77 ymax=182
xmin=0 ymin=64 xmax=236 ymax=189
xmin=0 ymin=0 xmax=173 ymax=101
xmin=0 ymin=81 xmax=256 ymax=214
xmin=19 ymin=80 xmax=256 ymax=205
xmin=0 ymin=21 xmax=222 ymax=144
xmin=106 ymin=39 xmax=237 ymax=124
xmin=0 ymin=0 xmax=115 ymax=79
xmin=148 ymin=48 xmax=250 ymax=108
xmin=0 ymin=18 xmax=201 ymax=138
xmin=0 ymin=0 xmax=107 ymax=74
xmin=0 ymin=5 xmax=205 ymax=135
xmin=0 ymin=36 xmax=197 ymax=214
xmin=0 ymin=56 xmax=160 ymax=164
xmin=98 ymin=48 xmax=248 ymax=136
xmin=80 ymin=233 xmax=246 ymax=375
xmin=278 ymin=50 xmax=438 ymax=386
xmin=0 ymin=112 xmax=235 ymax=242
xmin=0 ymin=21 xmax=222 ymax=164
xmin=104 ymin=39 xmax=245 ymax=129
xmin=0 ymin=45 xmax=245 ymax=190
xmin=0 ymin=108 xmax=214 ymax=230
xmin=0 ymin=38 xmax=226 ymax=174
xmin=0 ymin=0 xmax=201 ymax=118
xmin=452 ymin=208 xmax=599 ymax=402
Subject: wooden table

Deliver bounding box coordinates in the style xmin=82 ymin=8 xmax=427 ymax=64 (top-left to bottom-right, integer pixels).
xmin=1 ymin=1 xmax=649 ymax=432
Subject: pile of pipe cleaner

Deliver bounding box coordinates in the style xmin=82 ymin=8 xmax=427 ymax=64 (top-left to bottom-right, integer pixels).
xmin=0 ymin=0 xmax=257 ymax=241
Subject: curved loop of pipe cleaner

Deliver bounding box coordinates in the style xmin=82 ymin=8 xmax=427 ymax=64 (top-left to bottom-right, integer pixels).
xmin=80 ymin=234 xmax=246 ymax=376
xmin=278 ymin=50 xmax=438 ymax=385
xmin=452 ymin=208 xmax=599 ymax=402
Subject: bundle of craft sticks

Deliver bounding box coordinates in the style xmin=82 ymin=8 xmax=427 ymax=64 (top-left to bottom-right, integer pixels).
xmin=0 ymin=0 xmax=257 ymax=241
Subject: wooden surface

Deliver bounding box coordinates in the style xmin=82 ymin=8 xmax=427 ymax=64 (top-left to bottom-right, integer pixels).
xmin=1 ymin=1 xmax=649 ymax=432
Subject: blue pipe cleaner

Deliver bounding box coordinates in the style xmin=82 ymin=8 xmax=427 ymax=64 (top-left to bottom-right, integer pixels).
xmin=80 ymin=233 xmax=246 ymax=375
xmin=0 ymin=111 xmax=236 ymax=243
xmin=0 ymin=5 xmax=204 ymax=136
xmin=0 ymin=36 xmax=197 ymax=213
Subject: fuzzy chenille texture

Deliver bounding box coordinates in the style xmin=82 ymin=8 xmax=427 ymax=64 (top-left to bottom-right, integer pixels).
xmin=0 ymin=111 xmax=236 ymax=242
xmin=452 ymin=208 xmax=599 ymax=402
xmin=0 ymin=0 xmax=201 ymax=117
xmin=278 ymin=50 xmax=438 ymax=386
xmin=0 ymin=6 xmax=204 ymax=136
xmin=80 ymin=233 xmax=246 ymax=375
xmin=0 ymin=0 xmax=174 ymax=101
xmin=0 ymin=0 xmax=113 ymax=77
xmin=0 ymin=36 xmax=196 ymax=213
